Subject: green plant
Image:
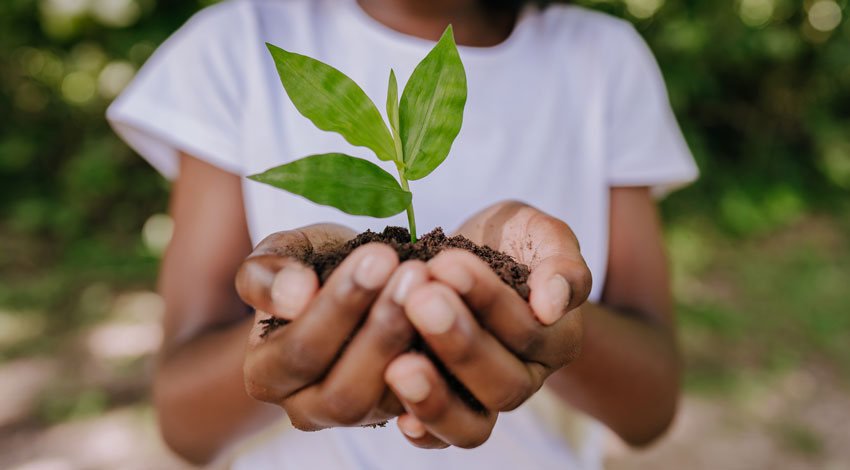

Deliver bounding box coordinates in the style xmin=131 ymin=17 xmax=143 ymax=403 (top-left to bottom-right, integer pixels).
xmin=248 ymin=26 xmax=467 ymax=243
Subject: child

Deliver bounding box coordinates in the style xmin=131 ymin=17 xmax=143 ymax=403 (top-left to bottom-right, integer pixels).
xmin=107 ymin=0 xmax=698 ymax=468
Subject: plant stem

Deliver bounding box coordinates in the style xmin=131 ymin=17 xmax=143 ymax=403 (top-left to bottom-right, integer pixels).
xmin=397 ymin=168 xmax=417 ymax=243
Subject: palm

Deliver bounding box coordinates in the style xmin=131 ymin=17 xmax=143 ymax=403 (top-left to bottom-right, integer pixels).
xmin=453 ymin=201 xmax=581 ymax=270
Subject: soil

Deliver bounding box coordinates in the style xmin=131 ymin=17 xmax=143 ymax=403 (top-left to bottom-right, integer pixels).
xmin=258 ymin=226 xmax=531 ymax=413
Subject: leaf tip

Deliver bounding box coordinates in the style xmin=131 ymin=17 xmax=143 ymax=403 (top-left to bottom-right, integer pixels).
xmin=266 ymin=42 xmax=292 ymax=59
xmin=442 ymin=24 xmax=456 ymax=44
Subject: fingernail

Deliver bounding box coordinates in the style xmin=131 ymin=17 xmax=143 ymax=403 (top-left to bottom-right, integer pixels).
xmin=436 ymin=263 xmax=474 ymax=294
xmin=354 ymin=251 xmax=394 ymax=290
xmin=540 ymin=274 xmax=570 ymax=325
xmin=271 ymin=264 xmax=312 ymax=318
xmin=408 ymin=293 xmax=455 ymax=335
xmin=392 ymin=373 xmax=431 ymax=403
xmin=392 ymin=269 xmax=418 ymax=305
xmin=398 ymin=416 xmax=426 ymax=439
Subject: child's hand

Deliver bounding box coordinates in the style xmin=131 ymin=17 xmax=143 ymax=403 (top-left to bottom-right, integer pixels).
xmin=384 ymin=202 xmax=592 ymax=448
xmin=236 ymin=224 xmax=429 ymax=429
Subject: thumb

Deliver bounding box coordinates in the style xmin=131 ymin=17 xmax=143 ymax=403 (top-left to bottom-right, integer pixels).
xmin=236 ymin=223 xmax=355 ymax=319
xmin=527 ymin=255 xmax=592 ymax=325
xmin=237 ymin=255 xmax=318 ymax=320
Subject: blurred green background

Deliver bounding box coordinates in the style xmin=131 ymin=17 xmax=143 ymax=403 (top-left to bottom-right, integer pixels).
xmin=1 ymin=0 xmax=849 ymax=468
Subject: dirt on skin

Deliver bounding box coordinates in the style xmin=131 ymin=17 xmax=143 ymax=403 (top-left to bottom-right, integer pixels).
xmin=258 ymin=226 xmax=531 ymax=413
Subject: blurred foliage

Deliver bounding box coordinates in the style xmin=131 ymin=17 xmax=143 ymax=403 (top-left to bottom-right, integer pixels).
xmin=671 ymin=214 xmax=850 ymax=393
xmin=0 ymin=0 xmax=197 ymax=337
xmin=575 ymin=0 xmax=850 ymax=235
xmin=0 ymin=0 xmax=848 ymax=379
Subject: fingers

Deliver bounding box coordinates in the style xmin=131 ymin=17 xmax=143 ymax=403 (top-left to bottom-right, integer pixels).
xmin=525 ymin=256 xmax=587 ymax=366
xmin=527 ymin=255 xmax=591 ymax=318
xmin=238 ymin=257 xmax=318 ymax=320
xmin=428 ymin=250 xmax=580 ymax=368
xmin=452 ymin=202 xmax=592 ymax=319
xmin=428 ymin=249 xmax=539 ymax=346
xmin=386 ymin=353 xmax=497 ymax=449
xmin=285 ymin=261 xmax=428 ymax=427
xmin=237 ymin=254 xmax=315 ymax=319
xmin=519 ymin=211 xmax=592 ymax=315
xmin=376 ymin=387 xmax=405 ymax=419
xmin=397 ymin=414 xmax=448 ymax=449
xmin=404 ymin=282 xmax=543 ymax=412
xmin=244 ymin=243 xmax=398 ymax=401
xmin=236 ymin=224 xmax=355 ymax=319
xmin=269 ymin=262 xmax=319 ymax=319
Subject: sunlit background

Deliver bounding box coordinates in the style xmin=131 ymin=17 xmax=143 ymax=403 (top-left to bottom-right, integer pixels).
xmin=1 ymin=0 xmax=849 ymax=468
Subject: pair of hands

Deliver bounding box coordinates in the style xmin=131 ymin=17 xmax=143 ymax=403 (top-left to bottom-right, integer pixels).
xmin=235 ymin=201 xmax=592 ymax=449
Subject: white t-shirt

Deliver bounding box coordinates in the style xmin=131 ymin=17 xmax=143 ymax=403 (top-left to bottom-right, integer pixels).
xmin=107 ymin=0 xmax=698 ymax=468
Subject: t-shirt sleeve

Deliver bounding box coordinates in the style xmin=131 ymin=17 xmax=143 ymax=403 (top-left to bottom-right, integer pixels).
xmin=604 ymin=23 xmax=698 ymax=198
xmin=106 ymin=1 xmax=248 ymax=179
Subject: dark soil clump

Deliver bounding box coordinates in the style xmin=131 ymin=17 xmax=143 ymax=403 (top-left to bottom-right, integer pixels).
xmin=311 ymin=226 xmax=530 ymax=298
xmin=258 ymin=226 xmax=531 ymax=413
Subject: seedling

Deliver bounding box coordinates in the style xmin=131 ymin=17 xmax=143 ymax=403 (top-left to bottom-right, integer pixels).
xmin=249 ymin=26 xmax=467 ymax=243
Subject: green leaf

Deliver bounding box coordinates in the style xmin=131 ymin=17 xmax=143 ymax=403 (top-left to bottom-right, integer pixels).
xmin=247 ymin=153 xmax=411 ymax=218
xmin=266 ymin=43 xmax=397 ymax=162
xmin=387 ymin=69 xmax=400 ymax=135
xmin=386 ymin=69 xmax=403 ymax=163
xmin=399 ymin=25 xmax=467 ymax=180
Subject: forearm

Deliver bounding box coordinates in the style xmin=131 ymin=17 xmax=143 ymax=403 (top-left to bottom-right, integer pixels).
xmin=154 ymin=316 xmax=283 ymax=464
xmin=545 ymin=301 xmax=679 ymax=446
